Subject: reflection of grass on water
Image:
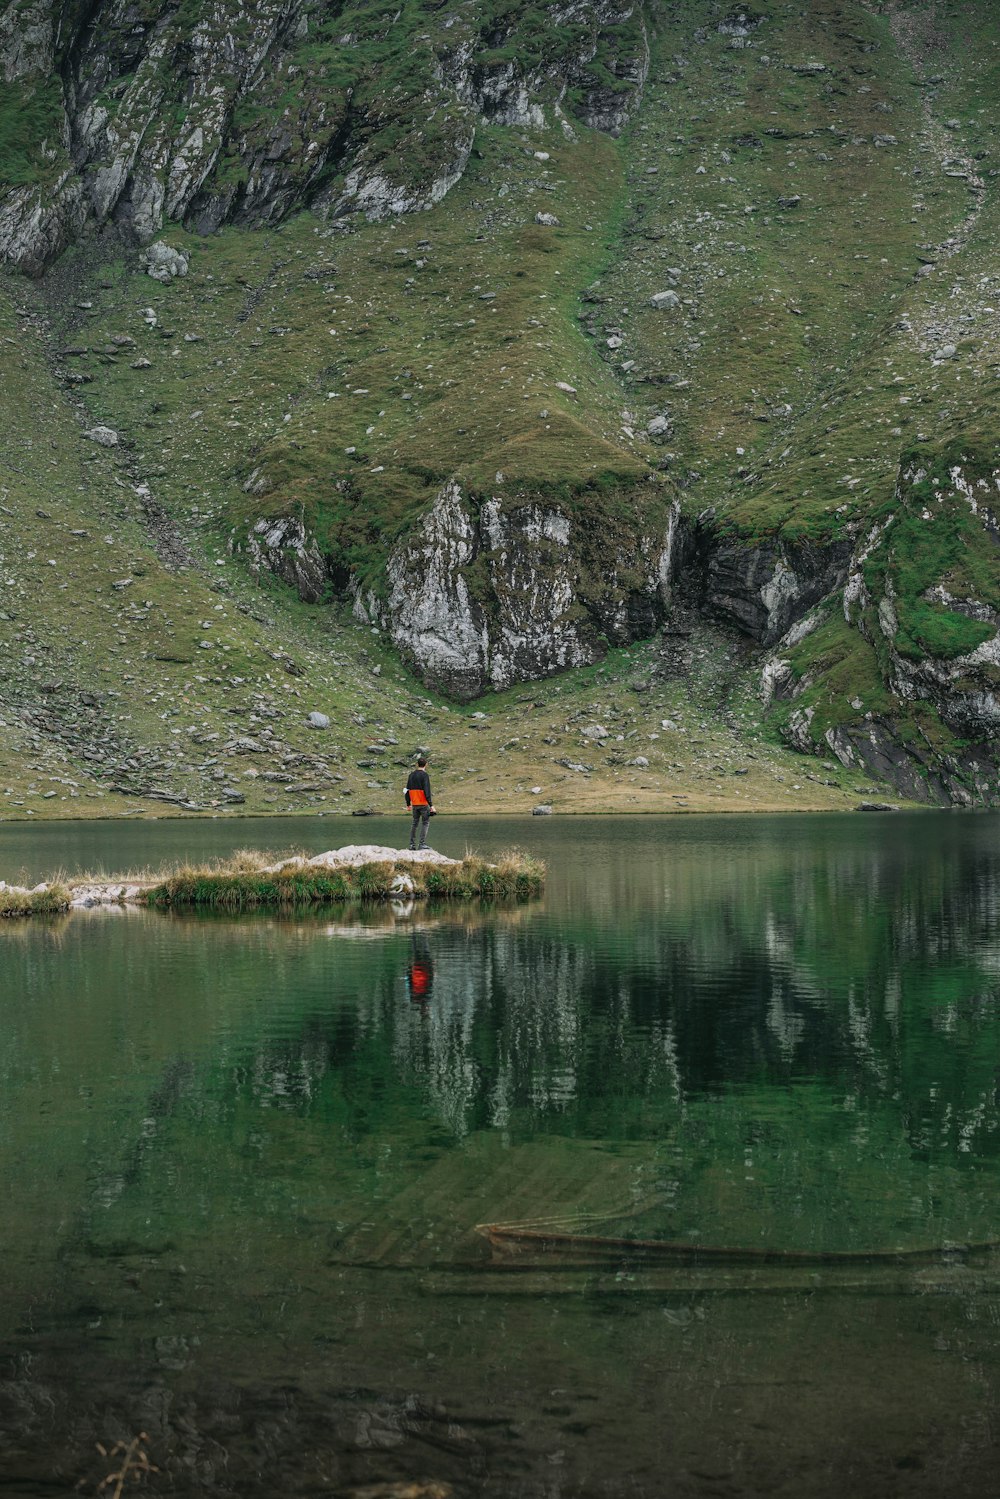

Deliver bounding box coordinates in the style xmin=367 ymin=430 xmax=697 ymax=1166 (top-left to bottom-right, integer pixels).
xmin=173 ymin=894 xmax=536 ymax=933
xmin=145 ymin=849 xmax=545 ymax=910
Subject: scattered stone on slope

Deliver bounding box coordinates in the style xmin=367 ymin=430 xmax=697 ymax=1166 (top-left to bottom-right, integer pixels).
xmin=143 ymin=243 xmax=190 ymax=281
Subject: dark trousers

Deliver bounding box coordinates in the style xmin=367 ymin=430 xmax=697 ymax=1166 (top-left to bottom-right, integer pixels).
xmin=409 ymin=805 xmax=431 ymax=849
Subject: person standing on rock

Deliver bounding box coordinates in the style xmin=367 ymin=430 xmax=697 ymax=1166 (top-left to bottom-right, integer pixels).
xmin=405 ymin=754 xmax=436 ymax=851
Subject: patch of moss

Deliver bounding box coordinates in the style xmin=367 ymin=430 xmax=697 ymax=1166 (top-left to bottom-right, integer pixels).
xmin=0 ymin=78 xmax=67 ymax=189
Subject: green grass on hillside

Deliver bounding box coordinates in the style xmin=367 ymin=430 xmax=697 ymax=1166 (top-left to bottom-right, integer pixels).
xmin=0 ymin=77 xmax=67 ymax=188
xmin=1 ymin=0 xmax=998 ymax=811
xmin=45 ymin=119 xmax=666 ymax=609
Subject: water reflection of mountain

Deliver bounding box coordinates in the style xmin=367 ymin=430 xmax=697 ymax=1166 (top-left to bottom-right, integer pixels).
xmin=4 ymin=818 xmax=1000 ymax=1264
xmin=236 ymin=821 xmax=1000 ymax=1167
xmin=8 ymin=820 xmax=1000 ymax=1499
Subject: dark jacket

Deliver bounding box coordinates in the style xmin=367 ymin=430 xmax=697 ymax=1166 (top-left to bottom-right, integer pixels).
xmin=405 ymin=768 xmax=432 ymax=807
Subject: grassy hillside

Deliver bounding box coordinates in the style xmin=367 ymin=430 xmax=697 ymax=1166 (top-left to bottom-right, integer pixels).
xmin=0 ymin=0 xmax=998 ymax=818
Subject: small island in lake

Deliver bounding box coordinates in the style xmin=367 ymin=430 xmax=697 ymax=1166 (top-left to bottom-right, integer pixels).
xmin=0 ymin=846 xmax=545 ymax=918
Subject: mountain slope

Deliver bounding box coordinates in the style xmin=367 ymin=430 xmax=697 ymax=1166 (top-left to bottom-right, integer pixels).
xmin=1 ymin=0 xmax=998 ymax=814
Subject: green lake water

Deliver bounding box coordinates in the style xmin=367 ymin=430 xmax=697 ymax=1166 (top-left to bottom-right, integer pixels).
xmin=3 ymin=812 xmax=1000 ymax=1497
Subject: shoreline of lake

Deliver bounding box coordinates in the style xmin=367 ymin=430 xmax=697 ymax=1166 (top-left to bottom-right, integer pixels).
xmin=0 ymin=798 xmax=925 ymax=827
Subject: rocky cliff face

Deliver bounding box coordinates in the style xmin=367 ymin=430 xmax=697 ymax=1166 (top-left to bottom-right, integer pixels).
xmin=249 ymin=480 xmax=677 ymax=699
xmin=700 ymin=530 xmax=854 ymax=648
xmin=753 ymin=451 xmax=1000 ymax=805
xmin=0 ymin=0 xmax=648 ymax=273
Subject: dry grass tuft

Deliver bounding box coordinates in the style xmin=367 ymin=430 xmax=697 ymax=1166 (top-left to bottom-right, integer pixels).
xmin=0 ymin=883 xmax=70 ymax=917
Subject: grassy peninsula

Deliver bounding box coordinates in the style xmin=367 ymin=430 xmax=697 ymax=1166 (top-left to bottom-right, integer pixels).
xmin=144 ymin=848 xmax=545 ymax=909
xmin=0 ymin=846 xmax=545 ymax=917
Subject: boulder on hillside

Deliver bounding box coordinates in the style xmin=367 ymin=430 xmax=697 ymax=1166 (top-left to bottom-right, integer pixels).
xmin=143 ymin=242 xmax=189 ymax=281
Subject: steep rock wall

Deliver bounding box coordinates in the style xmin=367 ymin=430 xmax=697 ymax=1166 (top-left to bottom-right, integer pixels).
xmin=703 ymin=531 xmax=854 ymax=647
xmin=759 ymin=451 xmax=1000 ymax=807
xmin=0 ymin=0 xmax=649 ymax=272
xmin=247 ymin=481 xmax=679 ymax=699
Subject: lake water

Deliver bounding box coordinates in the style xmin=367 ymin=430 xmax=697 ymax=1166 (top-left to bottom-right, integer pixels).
xmin=3 ymin=812 xmax=1000 ymax=1497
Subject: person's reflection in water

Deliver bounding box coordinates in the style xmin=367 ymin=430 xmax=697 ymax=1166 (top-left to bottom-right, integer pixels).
xmin=406 ymin=933 xmax=434 ymax=1007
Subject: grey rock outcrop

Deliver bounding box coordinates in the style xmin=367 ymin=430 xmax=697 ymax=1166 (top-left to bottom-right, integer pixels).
xmin=441 ymin=3 xmax=648 ymax=140
xmin=83 ymin=425 xmax=120 ymax=447
xmin=349 ymin=482 xmax=678 ymax=699
xmin=863 ymin=463 xmax=1000 ymax=744
xmin=0 ymin=0 xmax=650 ymax=271
xmin=0 ymin=172 xmax=87 ymax=279
xmin=704 ymin=535 xmax=853 ymax=646
xmin=143 ymin=241 xmax=189 ymax=280
xmin=758 ymin=453 xmax=1000 ymax=807
xmin=334 ymin=124 xmax=475 ymax=222
xmin=245 ymin=479 xmax=663 ymax=698
xmin=1 ymin=0 xmax=52 ymax=81
xmin=244 ymin=516 xmax=328 ymax=604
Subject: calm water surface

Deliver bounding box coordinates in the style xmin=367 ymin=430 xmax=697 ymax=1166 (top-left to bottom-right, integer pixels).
xmin=3 ymin=813 xmax=1000 ymax=1497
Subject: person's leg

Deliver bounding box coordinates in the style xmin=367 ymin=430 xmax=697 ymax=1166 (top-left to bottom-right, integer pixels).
xmin=409 ymin=806 xmax=421 ymax=850
xmin=417 ymin=805 xmax=430 ymax=849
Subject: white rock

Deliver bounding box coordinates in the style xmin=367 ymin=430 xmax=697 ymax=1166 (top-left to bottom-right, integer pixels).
xmin=84 ymin=425 xmax=119 ymax=446
xmin=374 ymin=479 xmax=490 ymax=698
xmin=650 ymin=291 xmax=680 ymax=310
xmin=535 ymin=211 xmax=560 ymax=226
xmin=143 ymin=241 xmax=189 ymax=281
xmin=308 ymin=711 xmax=331 ymax=729
xmin=292 ymin=845 xmax=457 ymax=870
